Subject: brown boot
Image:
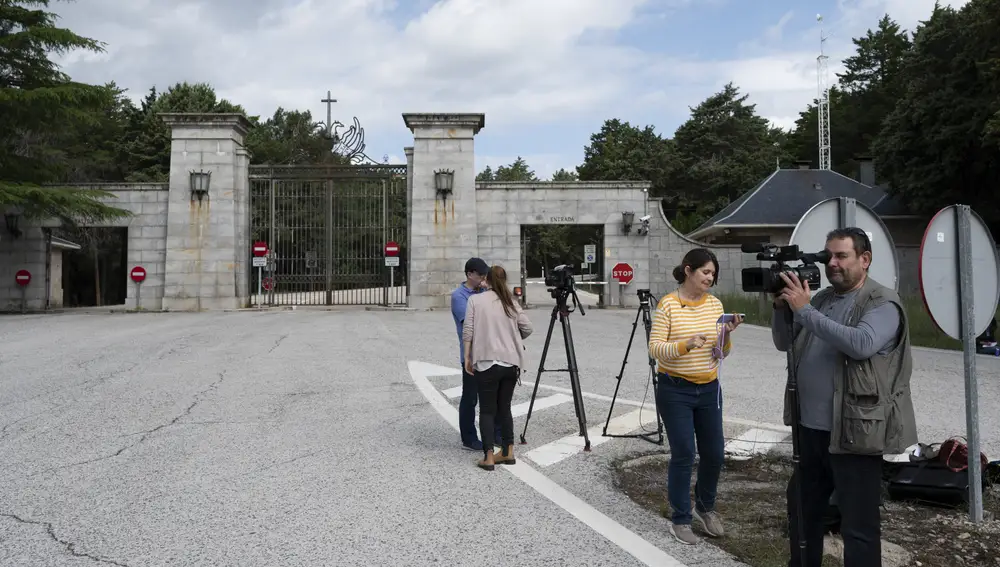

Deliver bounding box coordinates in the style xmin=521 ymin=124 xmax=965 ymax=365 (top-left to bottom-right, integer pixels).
xmin=494 ymin=444 xmax=516 ymax=465
xmin=477 ymin=450 xmax=495 ymax=471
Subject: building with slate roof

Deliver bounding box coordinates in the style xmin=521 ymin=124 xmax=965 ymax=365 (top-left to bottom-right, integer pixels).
xmin=685 ymin=158 xmax=930 ymax=295
xmin=687 ymin=158 xmax=924 ymax=247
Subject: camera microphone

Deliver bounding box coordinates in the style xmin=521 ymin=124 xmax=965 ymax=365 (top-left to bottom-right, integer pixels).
xmin=740 ymin=243 xmax=765 ymax=253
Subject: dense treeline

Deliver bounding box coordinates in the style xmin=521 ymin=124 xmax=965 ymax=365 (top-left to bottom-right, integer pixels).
xmin=482 ymin=2 xmax=999 ymax=246
xmin=2 ymin=0 xmax=997 ymax=244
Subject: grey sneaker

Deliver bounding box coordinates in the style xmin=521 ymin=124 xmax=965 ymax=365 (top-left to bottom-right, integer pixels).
xmin=670 ymin=523 xmax=700 ymax=545
xmin=693 ymin=509 xmax=725 ymax=537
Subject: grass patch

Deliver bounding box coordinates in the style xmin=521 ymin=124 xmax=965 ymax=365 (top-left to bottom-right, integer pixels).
xmin=715 ymin=293 xmax=998 ymax=351
xmin=613 ymin=452 xmax=1000 ymax=567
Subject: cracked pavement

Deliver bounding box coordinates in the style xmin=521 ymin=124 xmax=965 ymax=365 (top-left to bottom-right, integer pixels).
xmin=1 ymin=307 xmax=997 ymax=567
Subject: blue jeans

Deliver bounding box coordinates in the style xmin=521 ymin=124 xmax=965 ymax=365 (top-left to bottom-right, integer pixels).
xmin=656 ymin=374 xmax=725 ymax=525
xmin=460 ymin=370 xmax=501 ymax=446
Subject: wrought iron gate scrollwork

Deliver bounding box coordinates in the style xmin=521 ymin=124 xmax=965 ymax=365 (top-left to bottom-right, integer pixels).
xmin=248 ymin=164 xmax=407 ymax=306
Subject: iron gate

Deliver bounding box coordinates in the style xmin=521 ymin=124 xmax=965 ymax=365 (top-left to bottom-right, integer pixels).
xmin=249 ymin=164 xmax=407 ymax=306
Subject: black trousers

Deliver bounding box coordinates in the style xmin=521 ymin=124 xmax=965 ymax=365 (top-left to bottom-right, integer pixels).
xmin=787 ymin=426 xmax=882 ymax=567
xmin=475 ymin=364 xmax=518 ymax=455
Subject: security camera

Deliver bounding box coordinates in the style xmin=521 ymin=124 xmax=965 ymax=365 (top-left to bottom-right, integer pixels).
xmin=639 ymin=215 xmax=651 ymax=223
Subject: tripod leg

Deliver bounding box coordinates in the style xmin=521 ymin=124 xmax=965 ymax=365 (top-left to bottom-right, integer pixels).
xmin=604 ymin=304 xmax=642 ymax=436
xmin=784 ymin=310 xmax=807 ymax=567
xmin=520 ymin=306 xmax=558 ymax=445
xmin=643 ymin=308 xmax=665 ymax=444
xmin=561 ymin=309 xmax=591 ymax=451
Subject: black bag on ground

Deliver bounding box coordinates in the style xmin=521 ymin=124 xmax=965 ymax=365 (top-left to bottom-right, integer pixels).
xmin=885 ymin=459 xmax=984 ymax=507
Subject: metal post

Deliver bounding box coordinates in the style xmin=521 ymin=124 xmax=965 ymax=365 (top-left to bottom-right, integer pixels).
xmin=521 ymin=235 xmax=529 ymax=308
xmin=136 ymin=281 xmax=141 ymax=310
xmin=269 ymin=176 xmax=276 ymax=306
xmin=21 ymin=286 xmax=26 ymax=314
xmin=956 ymin=205 xmax=983 ymax=523
xmin=838 ymin=196 xmax=857 ymax=228
xmin=325 ymin=180 xmax=334 ymax=306
xmin=382 ymin=179 xmax=388 ymax=307
xmin=257 ymin=266 xmax=262 ymax=307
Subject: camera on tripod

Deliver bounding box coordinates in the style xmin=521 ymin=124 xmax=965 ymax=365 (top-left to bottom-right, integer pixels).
xmin=545 ymin=264 xmax=575 ymax=297
xmin=740 ymin=243 xmax=831 ymax=294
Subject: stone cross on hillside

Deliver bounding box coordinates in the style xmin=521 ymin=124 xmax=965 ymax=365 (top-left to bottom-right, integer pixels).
xmin=321 ymin=90 xmax=337 ymax=137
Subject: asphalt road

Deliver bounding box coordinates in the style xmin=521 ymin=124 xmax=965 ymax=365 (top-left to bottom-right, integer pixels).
xmin=1 ymin=306 xmax=997 ymax=566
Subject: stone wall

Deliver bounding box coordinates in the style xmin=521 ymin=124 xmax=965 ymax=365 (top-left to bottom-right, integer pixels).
xmin=475 ymin=181 xmax=651 ymax=307
xmin=403 ymin=113 xmax=485 ymax=310
xmin=1 ymin=183 xmax=169 ymax=312
xmin=160 ymin=113 xmax=252 ymax=311
xmin=1 ymin=226 xmax=53 ymax=311
xmin=646 ymin=199 xmax=758 ymax=299
xmin=85 ymin=183 xmax=170 ymax=309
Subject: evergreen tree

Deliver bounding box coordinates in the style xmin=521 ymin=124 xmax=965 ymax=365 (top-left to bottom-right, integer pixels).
xmin=0 ymin=0 xmax=131 ymax=224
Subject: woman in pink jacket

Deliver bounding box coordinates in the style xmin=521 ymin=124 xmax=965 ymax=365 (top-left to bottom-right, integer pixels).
xmin=463 ymin=265 xmax=534 ymax=470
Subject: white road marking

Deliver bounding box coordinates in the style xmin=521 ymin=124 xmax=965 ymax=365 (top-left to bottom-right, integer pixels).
xmin=523 ymin=407 xmax=661 ymax=467
xmin=511 ymin=393 xmax=572 ymax=417
xmin=724 ymin=428 xmax=789 ymax=461
xmin=518 ymin=380 xmax=649 ymax=408
xmin=408 ymin=361 xmax=687 ymax=567
xmin=445 ymin=379 xmax=649 ymax=409
xmin=469 ymin=394 xmax=573 ymax=429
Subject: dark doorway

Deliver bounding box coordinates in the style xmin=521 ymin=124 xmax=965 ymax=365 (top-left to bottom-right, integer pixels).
xmin=519 ymin=224 xmax=604 ymax=305
xmin=60 ymin=227 xmax=129 ymax=307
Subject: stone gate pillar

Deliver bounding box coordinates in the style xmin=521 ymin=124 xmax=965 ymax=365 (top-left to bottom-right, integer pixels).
xmin=402 ymin=113 xmax=485 ymax=310
xmin=159 ymin=113 xmax=253 ymax=311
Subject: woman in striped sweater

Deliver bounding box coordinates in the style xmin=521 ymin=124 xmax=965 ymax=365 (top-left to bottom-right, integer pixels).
xmin=649 ymin=248 xmax=744 ymax=545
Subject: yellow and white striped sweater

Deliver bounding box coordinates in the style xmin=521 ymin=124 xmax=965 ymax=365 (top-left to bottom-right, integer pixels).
xmin=648 ymin=291 xmax=732 ymax=384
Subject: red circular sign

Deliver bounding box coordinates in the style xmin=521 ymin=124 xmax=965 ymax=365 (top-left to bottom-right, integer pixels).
xmin=252 ymin=241 xmax=269 ymax=257
xmin=384 ymin=241 xmax=399 ymax=257
xmin=262 ymin=277 xmax=274 ymax=291
xmin=14 ymin=269 xmax=30 ymax=286
xmin=611 ymin=262 xmax=634 ymax=284
xmin=131 ymin=266 xmax=147 ymax=283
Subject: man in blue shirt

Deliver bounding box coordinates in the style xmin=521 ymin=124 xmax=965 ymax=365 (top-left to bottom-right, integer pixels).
xmin=451 ymin=257 xmax=502 ymax=451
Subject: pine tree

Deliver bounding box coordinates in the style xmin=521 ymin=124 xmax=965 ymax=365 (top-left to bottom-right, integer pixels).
xmin=0 ymin=0 xmax=131 ymax=224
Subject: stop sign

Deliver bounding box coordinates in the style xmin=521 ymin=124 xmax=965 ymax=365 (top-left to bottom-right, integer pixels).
xmin=385 ymin=241 xmax=399 ymax=257
xmin=14 ymin=269 xmax=30 ymax=286
xmin=131 ymin=266 xmax=147 ymax=283
xmin=252 ymin=241 xmax=268 ymax=257
xmin=612 ymin=262 xmax=634 ymax=285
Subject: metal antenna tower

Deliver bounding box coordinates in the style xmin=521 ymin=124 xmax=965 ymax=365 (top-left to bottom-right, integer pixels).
xmin=817 ymin=14 xmax=831 ymax=170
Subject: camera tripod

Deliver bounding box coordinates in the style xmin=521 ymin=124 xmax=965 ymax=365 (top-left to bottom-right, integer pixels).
xmin=602 ymin=288 xmax=664 ymax=445
xmin=782 ymin=307 xmax=808 ymax=567
xmin=519 ymin=283 xmax=591 ymax=451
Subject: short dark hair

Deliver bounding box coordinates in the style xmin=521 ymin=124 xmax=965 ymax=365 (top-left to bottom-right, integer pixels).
xmin=672 ymin=248 xmax=719 ymax=286
xmin=826 ymin=227 xmax=871 ymax=257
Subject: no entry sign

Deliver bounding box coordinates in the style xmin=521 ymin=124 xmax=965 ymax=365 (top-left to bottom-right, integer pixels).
xmin=131 ymin=266 xmax=147 ymax=283
xmin=252 ymin=241 xmax=269 ymax=257
xmin=611 ymin=262 xmax=634 ymax=285
xmin=384 ymin=241 xmax=399 ymax=257
xmin=14 ymin=269 xmax=30 ymax=286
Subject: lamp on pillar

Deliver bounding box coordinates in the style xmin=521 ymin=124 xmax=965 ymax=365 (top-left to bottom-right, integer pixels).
xmin=4 ymin=206 xmax=22 ymax=239
xmin=621 ymin=211 xmax=635 ymax=235
xmin=434 ymin=169 xmax=454 ymax=200
xmin=189 ymin=170 xmax=211 ymax=202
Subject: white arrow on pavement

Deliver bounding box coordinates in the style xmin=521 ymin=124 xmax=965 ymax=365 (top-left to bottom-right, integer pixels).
xmin=407 ymin=360 xmax=687 ymax=567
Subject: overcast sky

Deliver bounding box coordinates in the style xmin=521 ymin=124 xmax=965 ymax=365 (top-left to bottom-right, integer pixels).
xmin=50 ymin=0 xmax=967 ymax=178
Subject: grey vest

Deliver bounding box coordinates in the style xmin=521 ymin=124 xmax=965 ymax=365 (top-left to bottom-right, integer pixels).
xmin=782 ymin=276 xmax=918 ymax=455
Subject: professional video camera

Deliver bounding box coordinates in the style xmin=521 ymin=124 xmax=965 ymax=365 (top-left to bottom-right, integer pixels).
xmin=740 ymin=243 xmax=831 ymax=294
xmin=544 ymin=264 xmax=576 ymax=296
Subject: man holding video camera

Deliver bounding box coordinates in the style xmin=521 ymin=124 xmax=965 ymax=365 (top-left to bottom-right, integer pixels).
xmin=771 ymin=227 xmax=917 ymax=567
